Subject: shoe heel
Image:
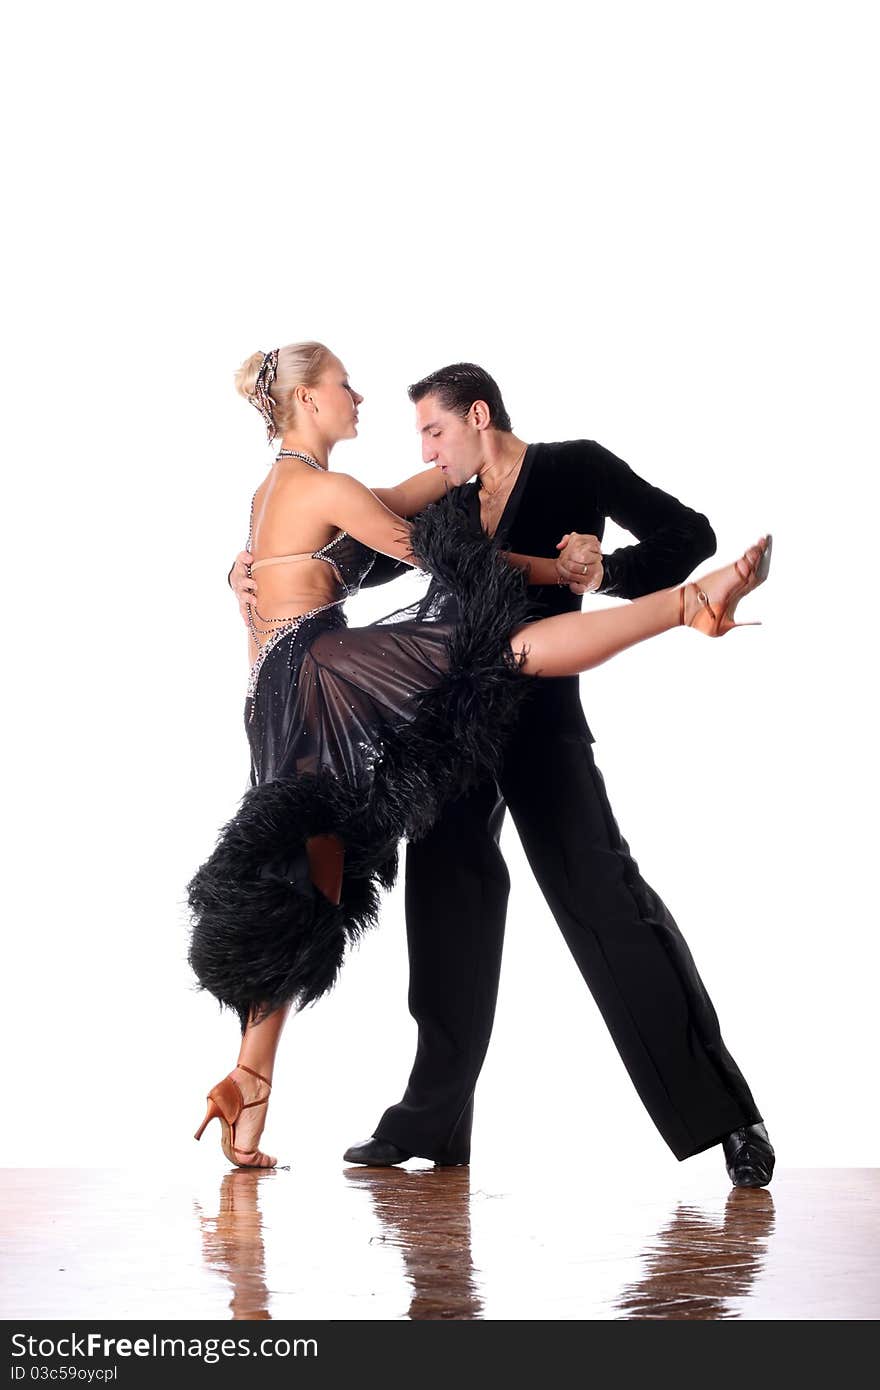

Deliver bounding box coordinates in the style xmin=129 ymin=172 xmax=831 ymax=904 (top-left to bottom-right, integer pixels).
xmin=193 ymin=1068 xmax=276 ymax=1168
xmin=194 ymin=1098 xmax=223 ymax=1142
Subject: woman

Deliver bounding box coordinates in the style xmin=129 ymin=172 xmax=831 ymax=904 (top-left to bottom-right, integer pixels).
xmin=189 ymin=340 xmax=771 ymax=1168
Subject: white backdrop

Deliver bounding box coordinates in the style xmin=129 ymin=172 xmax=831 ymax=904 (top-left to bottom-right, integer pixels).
xmin=3 ymin=0 xmax=878 ymax=1171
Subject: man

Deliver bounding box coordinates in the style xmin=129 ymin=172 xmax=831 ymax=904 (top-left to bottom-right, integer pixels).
xmin=231 ymin=364 xmax=774 ymax=1188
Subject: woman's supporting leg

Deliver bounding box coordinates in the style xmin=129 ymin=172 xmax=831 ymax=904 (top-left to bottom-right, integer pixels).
xmin=219 ymin=1001 xmax=293 ymax=1168
xmin=199 ymin=834 xmax=346 ymax=1170
xmin=238 ymin=1002 xmax=292 ymax=1082
xmin=221 ymin=834 xmax=345 ymax=1164
xmin=306 ymin=833 xmax=345 ymax=905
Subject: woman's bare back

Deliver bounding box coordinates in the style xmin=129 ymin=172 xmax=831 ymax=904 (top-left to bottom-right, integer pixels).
xmin=243 ymin=456 xmax=439 ymax=666
xmin=246 ymin=463 xmax=350 ymax=664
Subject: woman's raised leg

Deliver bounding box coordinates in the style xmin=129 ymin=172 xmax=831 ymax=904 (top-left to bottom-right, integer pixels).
xmin=513 ymin=539 xmax=769 ymax=678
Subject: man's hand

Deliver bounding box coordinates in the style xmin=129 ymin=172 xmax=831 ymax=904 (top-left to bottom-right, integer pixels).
xmin=229 ymin=550 xmax=256 ymax=626
xmin=555 ymin=533 xmax=604 ymax=595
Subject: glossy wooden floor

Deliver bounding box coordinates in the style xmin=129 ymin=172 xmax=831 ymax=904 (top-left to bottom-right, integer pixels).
xmin=2 ymin=1165 xmax=878 ymax=1320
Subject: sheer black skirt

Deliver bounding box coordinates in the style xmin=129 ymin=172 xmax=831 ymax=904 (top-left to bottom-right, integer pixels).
xmin=187 ymin=498 xmax=533 ymax=1028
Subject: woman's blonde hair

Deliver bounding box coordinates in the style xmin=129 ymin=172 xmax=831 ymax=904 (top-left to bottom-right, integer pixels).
xmin=236 ymin=341 xmax=335 ymax=441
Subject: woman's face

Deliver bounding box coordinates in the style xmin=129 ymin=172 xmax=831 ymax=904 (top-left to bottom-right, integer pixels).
xmin=310 ymin=357 xmax=364 ymax=442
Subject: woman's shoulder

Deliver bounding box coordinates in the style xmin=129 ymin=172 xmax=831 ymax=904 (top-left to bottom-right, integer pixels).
xmin=304 ymin=467 xmax=368 ymax=495
xmin=250 ymin=464 xmax=333 ymax=533
xmin=263 ymin=464 xmax=356 ymax=510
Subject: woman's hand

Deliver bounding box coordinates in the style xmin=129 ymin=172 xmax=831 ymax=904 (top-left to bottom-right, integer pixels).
xmin=228 ymin=550 xmax=257 ymax=626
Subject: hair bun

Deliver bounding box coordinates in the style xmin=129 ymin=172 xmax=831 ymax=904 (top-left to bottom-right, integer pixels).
xmin=235 ymin=341 xmax=334 ymax=444
xmin=235 ymin=351 xmax=268 ymax=400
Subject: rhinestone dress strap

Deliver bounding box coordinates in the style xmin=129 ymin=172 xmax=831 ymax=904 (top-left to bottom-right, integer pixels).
xmin=246 ymin=600 xmax=344 ymax=703
xmin=312 ymin=532 xmax=348 ymax=564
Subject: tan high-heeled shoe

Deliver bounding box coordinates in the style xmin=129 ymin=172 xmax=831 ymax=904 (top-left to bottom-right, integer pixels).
xmin=194 ymin=1064 xmax=277 ymax=1169
xmin=680 ymin=534 xmax=773 ymax=636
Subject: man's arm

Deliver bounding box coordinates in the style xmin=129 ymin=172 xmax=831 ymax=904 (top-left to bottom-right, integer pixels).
xmin=592 ymin=443 xmax=716 ymax=599
xmin=503 ymin=551 xmax=579 ymax=587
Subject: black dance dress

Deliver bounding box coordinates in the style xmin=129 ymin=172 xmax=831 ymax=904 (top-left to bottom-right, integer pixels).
xmin=187 ymin=491 xmax=532 ymax=1028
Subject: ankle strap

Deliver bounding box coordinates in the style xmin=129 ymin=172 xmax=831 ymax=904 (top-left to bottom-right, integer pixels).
xmin=237 ymin=1063 xmax=272 ymax=1089
xmin=680 ymin=582 xmax=715 ymax=629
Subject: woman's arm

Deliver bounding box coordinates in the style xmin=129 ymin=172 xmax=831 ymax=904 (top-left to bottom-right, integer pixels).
xmin=323 ymin=472 xmax=416 ymax=564
xmin=328 ymin=474 xmax=564 ymax=582
xmin=324 ymin=474 xmax=566 ymax=584
xmin=372 ymin=468 xmax=449 ymax=518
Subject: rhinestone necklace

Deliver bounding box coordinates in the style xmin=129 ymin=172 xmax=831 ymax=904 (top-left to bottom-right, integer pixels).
xmin=276 ymin=449 xmax=326 ymax=470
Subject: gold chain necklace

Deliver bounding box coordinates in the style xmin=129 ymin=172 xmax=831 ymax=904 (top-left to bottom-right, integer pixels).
xmin=479 ymin=445 xmax=527 ymax=502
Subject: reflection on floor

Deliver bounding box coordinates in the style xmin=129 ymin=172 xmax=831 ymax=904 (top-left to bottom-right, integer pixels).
xmin=196 ymin=1170 xmax=273 ymax=1321
xmin=614 ymin=1191 xmax=775 ymax=1319
xmin=343 ymin=1168 xmax=483 ymax=1320
xmin=2 ymin=1166 xmax=878 ymax=1320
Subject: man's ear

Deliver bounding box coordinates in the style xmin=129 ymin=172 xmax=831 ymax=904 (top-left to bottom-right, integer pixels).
xmin=469 ymin=400 xmax=492 ymax=431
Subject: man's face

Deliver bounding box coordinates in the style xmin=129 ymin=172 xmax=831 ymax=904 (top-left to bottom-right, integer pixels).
xmin=415 ymin=395 xmax=484 ymax=487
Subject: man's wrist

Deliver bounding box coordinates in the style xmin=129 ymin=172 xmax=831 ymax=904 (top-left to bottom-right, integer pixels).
xmin=596 ymin=556 xmax=614 ymax=594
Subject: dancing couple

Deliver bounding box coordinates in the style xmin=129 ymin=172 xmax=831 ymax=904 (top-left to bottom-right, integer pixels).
xmin=188 ymin=343 xmax=775 ymax=1190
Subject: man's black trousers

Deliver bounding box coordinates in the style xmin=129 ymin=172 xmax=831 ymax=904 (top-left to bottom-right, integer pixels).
xmin=375 ymin=688 xmax=763 ymax=1164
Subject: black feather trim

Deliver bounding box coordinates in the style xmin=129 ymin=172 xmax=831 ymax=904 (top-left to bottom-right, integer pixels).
xmin=187 ymin=495 xmax=532 ymax=1025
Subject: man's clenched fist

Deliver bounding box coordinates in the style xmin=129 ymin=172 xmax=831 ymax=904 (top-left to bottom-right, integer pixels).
xmin=555 ymin=532 xmax=604 ymax=595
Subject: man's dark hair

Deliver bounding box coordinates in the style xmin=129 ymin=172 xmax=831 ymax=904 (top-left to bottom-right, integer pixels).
xmin=407 ymin=362 xmax=512 ymax=433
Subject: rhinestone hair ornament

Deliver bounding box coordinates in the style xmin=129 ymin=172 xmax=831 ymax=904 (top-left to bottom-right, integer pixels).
xmin=251 ymin=349 xmax=280 ymax=441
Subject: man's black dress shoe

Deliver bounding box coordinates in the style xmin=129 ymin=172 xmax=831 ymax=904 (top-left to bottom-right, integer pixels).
xmin=722 ymin=1122 xmax=775 ymax=1188
xmin=343 ymin=1137 xmax=413 ymax=1167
